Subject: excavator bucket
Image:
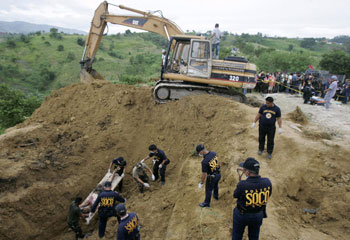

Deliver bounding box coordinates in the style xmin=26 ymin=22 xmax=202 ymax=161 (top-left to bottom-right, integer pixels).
xmin=80 ymin=69 xmax=107 ymax=83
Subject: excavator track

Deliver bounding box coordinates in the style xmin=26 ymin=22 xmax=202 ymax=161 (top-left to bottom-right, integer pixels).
xmin=153 ymin=81 xmax=247 ymax=103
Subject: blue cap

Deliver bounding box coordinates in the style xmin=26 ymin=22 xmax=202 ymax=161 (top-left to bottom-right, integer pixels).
xmin=104 ymin=181 xmax=112 ymax=187
xmin=115 ymin=203 xmax=126 ymax=215
xmin=239 ymin=158 xmax=260 ymax=172
xmin=196 ymin=144 xmax=205 ymax=153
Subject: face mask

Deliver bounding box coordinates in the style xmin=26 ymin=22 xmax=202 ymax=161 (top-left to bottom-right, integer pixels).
xmin=150 ymin=151 xmax=154 ymax=154
xmin=199 ymin=153 xmax=203 ymax=157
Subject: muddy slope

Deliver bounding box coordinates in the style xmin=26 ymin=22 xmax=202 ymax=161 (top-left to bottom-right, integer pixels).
xmin=0 ymin=82 xmax=349 ymax=240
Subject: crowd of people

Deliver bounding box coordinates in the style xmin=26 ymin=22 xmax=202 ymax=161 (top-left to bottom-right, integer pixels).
xmin=253 ymin=71 xmax=350 ymax=105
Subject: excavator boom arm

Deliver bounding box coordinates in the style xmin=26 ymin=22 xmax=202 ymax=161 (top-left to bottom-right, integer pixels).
xmin=81 ymin=1 xmax=183 ymax=72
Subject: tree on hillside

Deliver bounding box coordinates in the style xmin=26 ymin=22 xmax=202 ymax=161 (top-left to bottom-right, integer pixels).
xmin=6 ymin=39 xmax=16 ymax=48
xmin=320 ymin=50 xmax=350 ymax=77
xmin=0 ymin=84 xmax=41 ymax=129
xmin=77 ymin=37 xmax=85 ymax=46
xmin=20 ymin=34 xmax=30 ymax=43
xmin=300 ymin=38 xmax=316 ymax=50
xmin=57 ymin=45 xmax=64 ymax=51
xmin=49 ymin=28 xmax=63 ymax=39
xmin=288 ymin=44 xmax=294 ymax=51
xmin=256 ymin=51 xmax=312 ymax=73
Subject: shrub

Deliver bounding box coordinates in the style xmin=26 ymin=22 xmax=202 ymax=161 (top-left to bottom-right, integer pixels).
xmin=119 ymin=74 xmax=143 ymax=85
xmin=6 ymin=39 xmax=16 ymax=48
xmin=20 ymin=34 xmax=30 ymax=43
xmin=66 ymin=52 xmax=75 ymax=61
xmin=77 ymin=37 xmax=85 ymax=46
xmin=44 ymin=41 xmax=51 ymax=46
xmin=57 ymin=45 xmax=64 ymax=51
xmin=0 ymin=84 xmax=41 ymax=128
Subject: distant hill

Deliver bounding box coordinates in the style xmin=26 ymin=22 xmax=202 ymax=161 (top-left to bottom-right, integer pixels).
xmin=0 ymin=21 xmax=86 ymax=35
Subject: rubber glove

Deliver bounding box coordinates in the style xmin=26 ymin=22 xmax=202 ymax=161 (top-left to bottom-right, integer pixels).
xmin=278 ymin=128 xmax=283 ymax=135
xmin=251 ymin=122 xmax=256 ymax=128
xmin=159 ymin=164 xmax=163 ymax=169
xmin=152 ymin=174 xmax=155 ymax=181
xmin=120 ymin=173 xmax=125 ymax=178
xmin=108 ymin=168 xmax=111 ymax=173
xmin=198 ymin=182 xmax=203 ymax=190
xmin=140 ymin=159 xmax=145 ymax=163
xmin=144 ymin=183 xmax=150 ymax=188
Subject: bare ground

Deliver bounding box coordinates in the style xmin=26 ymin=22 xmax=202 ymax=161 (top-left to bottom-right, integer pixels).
xmin=0 ymin=83 xmax=349 ymax=240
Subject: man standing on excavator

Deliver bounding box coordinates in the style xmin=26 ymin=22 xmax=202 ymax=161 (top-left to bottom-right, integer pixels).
xmin=211 ymin=23 xmax=222 ymax=59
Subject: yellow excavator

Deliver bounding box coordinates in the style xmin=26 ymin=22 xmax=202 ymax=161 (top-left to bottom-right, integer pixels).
xmin=80 ymin=1 xmax=257 ymax=103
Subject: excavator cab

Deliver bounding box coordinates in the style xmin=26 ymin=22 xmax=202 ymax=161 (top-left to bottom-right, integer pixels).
xmin=187 ymin=39 xmax=211 ymax=78
xmin=163 ymin=36 xmax=211 ymax=79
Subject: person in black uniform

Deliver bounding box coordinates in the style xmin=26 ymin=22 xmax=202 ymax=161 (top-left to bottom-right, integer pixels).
xmin=141 ymin=144 xmax=170 ymax=185
xmin=196 ymin=144 xmax=221 ymax=208
xmin=252 ymin=97 xmax=282 ymax=159
xmin=233 ymin=158 xmax=272 ymax=240
xmin=116 ymin=203 xmax=141 ymax=240
xmin=108 ymin=156 xmax=127 ymax=192
xmin=67 ymin=197 xmax=87 ymax=240
xmin=90 ymin=181 xmax=126 ymax=238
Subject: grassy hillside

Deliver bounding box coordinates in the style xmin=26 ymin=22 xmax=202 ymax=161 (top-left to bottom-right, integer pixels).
xmin=0 ymin=32 xmax=166 ymax=96
xmin=1 ymin=31 xmax=346 ymax=96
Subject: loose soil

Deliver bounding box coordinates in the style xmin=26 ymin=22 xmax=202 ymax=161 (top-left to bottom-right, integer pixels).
xmin=0 ymin=82 xmax=349 ymax=240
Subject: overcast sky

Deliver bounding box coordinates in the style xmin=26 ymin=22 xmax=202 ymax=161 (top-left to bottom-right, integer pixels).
xmin=1 ymin=0 xmax=349 ymax=38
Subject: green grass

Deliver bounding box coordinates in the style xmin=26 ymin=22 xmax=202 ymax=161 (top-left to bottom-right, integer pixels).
xmin=0 ymin=32 xmax=164 ymax=96
xmin=0 ymin=32 xmax=346 ymax=97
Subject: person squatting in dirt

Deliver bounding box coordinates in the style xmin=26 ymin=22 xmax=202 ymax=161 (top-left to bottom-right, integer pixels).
xmin=196 ymin=144 xmax=221 ymax=208
xmin=116 ymin=203 xmax=141 ymax=240
xmin=132 ymin=162 xmax=153 ymax=193
xmin=232 ymin=158 xmax=272 ymax=240
xmin=67 ymin=197 xmax=88 ymax=240
xmin=251 ymin=96 xmax=282 ymax=159
xmin=90 ymin=181 xmax=126 ymax=238
xmin=141 ymin=144 xmax=170 ymax=185
xmin=108 ymin=156 xmax=127 ymax=192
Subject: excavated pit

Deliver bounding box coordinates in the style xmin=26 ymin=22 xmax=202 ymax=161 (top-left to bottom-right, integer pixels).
xmin=0 ymin=82 xmax=349 ymax=240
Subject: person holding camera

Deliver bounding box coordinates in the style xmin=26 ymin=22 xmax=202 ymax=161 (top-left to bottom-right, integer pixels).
xmin=232 ymin=158 xmax=272 ymax=240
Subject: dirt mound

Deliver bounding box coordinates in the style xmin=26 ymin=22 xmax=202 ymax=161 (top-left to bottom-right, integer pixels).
xmin=287 ymin=106 xmax=309 ymax=124
xmin=0 ymin=82 xmax=349 ymax=240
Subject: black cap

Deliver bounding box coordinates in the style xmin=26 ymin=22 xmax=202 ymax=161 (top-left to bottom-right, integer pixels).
xmin=104 ymin=181 xmax=112 ymax=187
xmin=239 ymin=158 xmax=260 ymax=172
xmin=115 ymin=203 xmax=127 ymax=216
xmin=196 ymin=144 xmax=205 ymax=154
xmin=149 ymin=144 xmax=157 ymax=151
xmin=115 ymin=157 xmax=126 ymax=166
xmin=75 ymin=197 xmax=83 ymax=204
xmin=265 ymin=96 xmax=274 ymax=103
